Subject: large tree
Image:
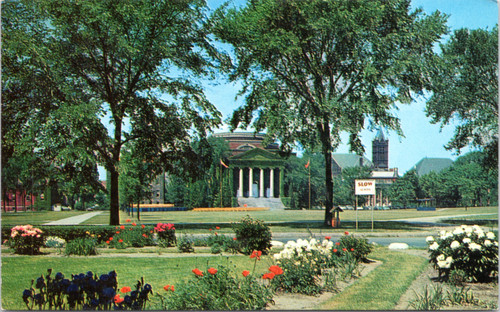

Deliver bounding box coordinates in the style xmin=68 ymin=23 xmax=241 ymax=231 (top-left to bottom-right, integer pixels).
xmin=214 ymin=0 xmax=447 ymax=224
xmin=2 ymin=0 xmax=227 ymax=224
xmin=427 ymin=26 xmax=498 ymax=169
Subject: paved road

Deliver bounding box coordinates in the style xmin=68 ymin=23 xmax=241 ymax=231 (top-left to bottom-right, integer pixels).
xmin=43 ymin=211 xmax=103 ymax=225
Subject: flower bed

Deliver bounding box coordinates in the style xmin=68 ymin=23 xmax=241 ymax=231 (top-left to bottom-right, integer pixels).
xmin=426 ymin=224 xmax=498 ymax=282
xmin=8 ymin=225 xmax=44 ymax=255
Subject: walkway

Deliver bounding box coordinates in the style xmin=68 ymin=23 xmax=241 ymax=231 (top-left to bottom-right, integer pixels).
xmin=43 ymin=211 xmax=103 ymax=225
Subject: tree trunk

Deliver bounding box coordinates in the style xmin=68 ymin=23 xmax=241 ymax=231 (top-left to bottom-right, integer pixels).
xmin=109 ymin=168 xmax=120 ymax=225
xmin=320 ymin=121 xmax=333 ymax=226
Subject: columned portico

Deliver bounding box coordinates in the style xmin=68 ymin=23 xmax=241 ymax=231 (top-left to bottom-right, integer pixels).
xmin=228 ymin=148 xmax=285 ymax=199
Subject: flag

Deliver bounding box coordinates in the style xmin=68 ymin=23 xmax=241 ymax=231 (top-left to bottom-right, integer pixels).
xmin=305 ymin=160 xmax=310 ymax=169
xmin=220 ymin=159 xmax=229 ymax=168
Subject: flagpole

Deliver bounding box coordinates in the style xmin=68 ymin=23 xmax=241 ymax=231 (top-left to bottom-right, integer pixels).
xmin=308 ymin=160 xmax=311 ymax=210
xmin=220 ymin=161 xmax=223 ymax=208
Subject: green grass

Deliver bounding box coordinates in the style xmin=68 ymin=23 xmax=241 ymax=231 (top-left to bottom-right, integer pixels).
xmin=1 ymin=210 xmax=90 ymax=227
xmin=1 ymin=253 xmax=276 ymax=310
xmin=318 ymin=247 xmax=429 ymax=310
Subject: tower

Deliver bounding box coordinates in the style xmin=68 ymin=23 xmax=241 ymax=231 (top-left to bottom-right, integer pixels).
xmin=372 ymin=128 xmax=388 ymax=169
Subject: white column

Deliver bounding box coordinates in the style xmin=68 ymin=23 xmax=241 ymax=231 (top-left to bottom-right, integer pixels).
xmin=248 ymin=167 xmax=253 ymax=197
xmin=259 ymin=168 xmax=264 ymax=198
xmin=238 ymin=168 xmax=244 ymax=197
xmin=270 ymin=168 xmax=275 ymax=198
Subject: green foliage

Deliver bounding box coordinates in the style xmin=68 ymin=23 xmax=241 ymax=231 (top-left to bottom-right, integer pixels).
xmin=409 ymin=284 xmax=447 ymax=310
xmin=427 ymin=225 xmax=498 ymax=282
xmin=333 ymin=166 xmax=372 ymax=206
xmin=8 ymin=225 xmax=44 ymax=255
xmin=64 ymin=238 xmax=97 ymax=256
xmin=232 ymin=216 xmax=272 ymax=255
xmin=176 ymin=236 xmax=195 ymax=253
xmin=338 ymin=233 xmax=374 ymax=263
xmin=158 ymin=265 xmax=274 ymax=310
xmin=44 ymin=236 xmax=66 ymax=249
xmin=427 ymin=26 xmax=498 ymax=169
xmin=284 ymin=153 xmax=325 ymax=209
xmin=107 ymin=225 xmax=153 ymax=249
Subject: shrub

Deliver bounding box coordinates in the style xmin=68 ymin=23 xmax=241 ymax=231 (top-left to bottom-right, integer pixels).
xmin=65 ymin=238 xmax=97 ymax=256
xmin=176 ymin=236 xmax=194 ymax=253
xmin=426 ymin=225 xmax=498 ymax=282
xmin=338 ymin=231 xmax=373 ymax=263
xmin=106 ymin=223 xmax=155 ymax=248
xmin=45 ymin=236 xmax=66 ymax=248
xmin=8 ymin=225 xmax=44 ymax=255
xmin=21 ymin=269 xmax=152 ymax=310
xmin=206 ymin=229 xmax=239 ymax=254
xmin=153 ymin=223 xmax=176 ymax=247
xmin=232 ymin=216 xmax=272 ymax=255
xmin=157 ymin=265 xmax=275 ymax=310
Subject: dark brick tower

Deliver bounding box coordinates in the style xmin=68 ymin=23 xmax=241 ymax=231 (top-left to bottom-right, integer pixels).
xmin=372 ymin=129 xmax=388 ymax=169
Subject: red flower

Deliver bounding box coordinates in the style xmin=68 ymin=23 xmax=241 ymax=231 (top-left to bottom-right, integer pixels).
xmin=233 ymin=237 xmax=237 ymax=241
xmin=142 ymin=234 xmax=148 ymax=238
xmin=141 ymin=224 xmax=145 ymax=229
xmin=207 ymin=267 xmax=218 ymax=275
xmin=242 ymin=270 xmax=250 ymax=277
xmin=115 ymin=227 xmax=119 ymax=230
xmin=343 ymin=248 xmax=347 ymax=252
xmin=126 ymin=219 xmax=131 ymax=222
xmin=192 ymin=268 xmax=203 ymax=277
xmin=250 ymin=250 xmax=262 ymax=260
xmin=163 ymin=285 xmax=170 ymax=291
xmin=262 ymin=272 xmax=275 ymax=280
xmin=214 ymin=232 xmax=218 ymax=236
xmin=132 ymin=222 xmax=137 ymax=226
xmin=344 ymin=231 xmax=349 ymax=235
xmin=333 ymin=249 xmax=337 ymax=253
xmin=325 ymin=236 xmax=331 ymax=240
xmin=170 ymin=285 xmax=174 ymax=292
xmin=119 ymin=239 xmax=123 ymax=243
xmin=116 ymin=231 xmax=120 ymax=234
xmin=120 ymin=286 xmax=132 ymax=293
xmin=106 ymin=241 xmax=110 ymax=244
xmin=109 ymin=237 xmax=114 ymax=241
xmin=114 ymin=295 xmax=124 ymax=304
xmin=120 ymin=225 xmax=125 ymax=230
xmin=216 ymin=226 xmax=220 ymax=230
xmin=209 ymin=228 xmax=212 ymax=231
xmin=150 ymin=230 xmax=153 ymax=233
xmin=335 ymin=242 xmax=340 ymax=246
xmin=351 ymin=248 xmax=354 ymax=252
xmin=268 ymin=265 xmax=284 ymax=276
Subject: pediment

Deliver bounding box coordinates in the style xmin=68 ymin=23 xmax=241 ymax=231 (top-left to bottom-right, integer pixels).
xmin=230 ymin=147 xmax=282 ymax=161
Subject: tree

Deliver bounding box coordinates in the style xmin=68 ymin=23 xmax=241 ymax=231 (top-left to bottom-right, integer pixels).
xmin=387 ymin=170 xmax=417 ymax=207
xmin=214 ymin=0 xmax=448 ymax=224
xmin=426 ymin=26 xmax=498 ymax=169
xmin=333 ymin=166 xmax=372 ymax=207
xmin=2 ymin=0 xmax=226 ymax=224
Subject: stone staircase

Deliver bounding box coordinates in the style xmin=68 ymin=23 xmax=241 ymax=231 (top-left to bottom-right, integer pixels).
xmin=237 ymin=197 xmax=285 ymax=210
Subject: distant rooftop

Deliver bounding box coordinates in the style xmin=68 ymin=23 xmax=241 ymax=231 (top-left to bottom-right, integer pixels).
xmin=413 ymin=157 xmax=453 ymax=176
xmin=332 ymin=154 xmax=373 ymax=169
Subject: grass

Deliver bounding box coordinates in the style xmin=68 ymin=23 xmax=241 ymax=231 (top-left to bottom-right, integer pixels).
xmin=1 ymin=253 xmax=276 ymax=310
xmin=1 ymin=210 xmax=90 ymax=227
xmin=318 ymin=247 xmax=429 ymax=310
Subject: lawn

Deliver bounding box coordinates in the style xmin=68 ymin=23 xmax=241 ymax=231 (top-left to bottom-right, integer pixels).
xmin=1 ymin=253 xmax=275 ymax=310
xmin=318 ymin=248 xmax=429 ymax=310
xmin=1 ymin=210 xmax=90 ymax=227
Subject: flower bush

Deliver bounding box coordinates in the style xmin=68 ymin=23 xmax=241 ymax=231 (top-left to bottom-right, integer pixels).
xmin=426 ymin=224 xmax=498 ymax=282
xmin=206 ymin=228 xmax=239 ymax=254
xmin=271 ymin=236 xmax=363 ymax=295
xmin=21 ymin=269 xmax=152 ymax=310
xmin=232 ymin=216 xmax=272 ymax=255
xmin=8 ymin=225 xmax=44 ymax=255
xmin=158 ymin=265 xmax=275 ymax=310
xmin=154 ymin=223 xmax=176 ymax=247
xmin=337 ymin=232 xmax=373 ymax=263
xmin=64 ymin=237 xmax=97 ymax=256
xmin=106 ymin=222 xmax=155 ymax=249
xmin=45 ymin=236 xmax=66 ymax=248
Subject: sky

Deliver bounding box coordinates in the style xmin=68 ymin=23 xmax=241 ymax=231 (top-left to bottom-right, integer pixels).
xmin=98 ymin=0 xmax=498 ymax=180
xmin=203 ymin=0 xmax=499 ymax=174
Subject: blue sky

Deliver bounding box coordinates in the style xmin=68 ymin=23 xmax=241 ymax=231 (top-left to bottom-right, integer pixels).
xmin=204 ymin=0 xmax=498 ymax=174
xmin=99 ymin=0 xmax=498 ymax=179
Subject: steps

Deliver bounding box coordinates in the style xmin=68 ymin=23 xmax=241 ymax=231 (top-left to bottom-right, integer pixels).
xmin=237 ymin=197 xmax=285 ymax=210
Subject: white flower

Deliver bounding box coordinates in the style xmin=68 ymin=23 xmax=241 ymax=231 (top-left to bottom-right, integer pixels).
xmin=484 ymin=240 xmax=492 ymax=247
xmin=437 ymin=256 xmax=452 ymax=269
xmin=486 ymin=232 xmax=496 ymax=239
xmin=462 ymin=238 xmax=471 ymax=244
xmin=426 ymin=236 xmax=435 ymax=243
xmin=453 ymin=228 xmax=464 ymax=235
xmin=429 ymin=242 xmax=439 ymax=250
xmin=273 ymin=253 xmax=281 ymax=260
xmin=464 ymin=226 xmax=473 ymax=234
xmin=437 ymin=254 xmax=445 ymax=261
xmin=450 ymin=241 xmax=460 ymax=249
xmin=475 ymin=231 xmax=485 ymax=238
xmin=469 ymin=242 xmax=481 ymax=251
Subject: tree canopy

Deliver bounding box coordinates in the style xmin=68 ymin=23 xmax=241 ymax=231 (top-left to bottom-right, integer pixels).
xmin=2 ymin=0 xmax=228 ymax=224
xmin=214 ymin=0 xmax=448 ymax=224
xmin=427 ymin=26 xmax=498 ymax=169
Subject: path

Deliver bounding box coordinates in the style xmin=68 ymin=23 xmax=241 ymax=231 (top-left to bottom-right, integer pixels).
xmin=43 ymin=211 xmax=103 ymax=225
xmin=391 ymin=213 xmax=497 ymax=224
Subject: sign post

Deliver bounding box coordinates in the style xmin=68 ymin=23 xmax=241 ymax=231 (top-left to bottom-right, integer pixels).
xmin=355 ymin=179 xmax=376 ymax=232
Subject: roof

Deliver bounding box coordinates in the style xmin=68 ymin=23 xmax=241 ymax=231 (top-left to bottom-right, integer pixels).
xmin=332 ymin=154 xmax=373 ymax=169
xmin=374 ymin=128 xmax=387 ymax=141
xmin=413 ymin=158 xmax=453 ymax=176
